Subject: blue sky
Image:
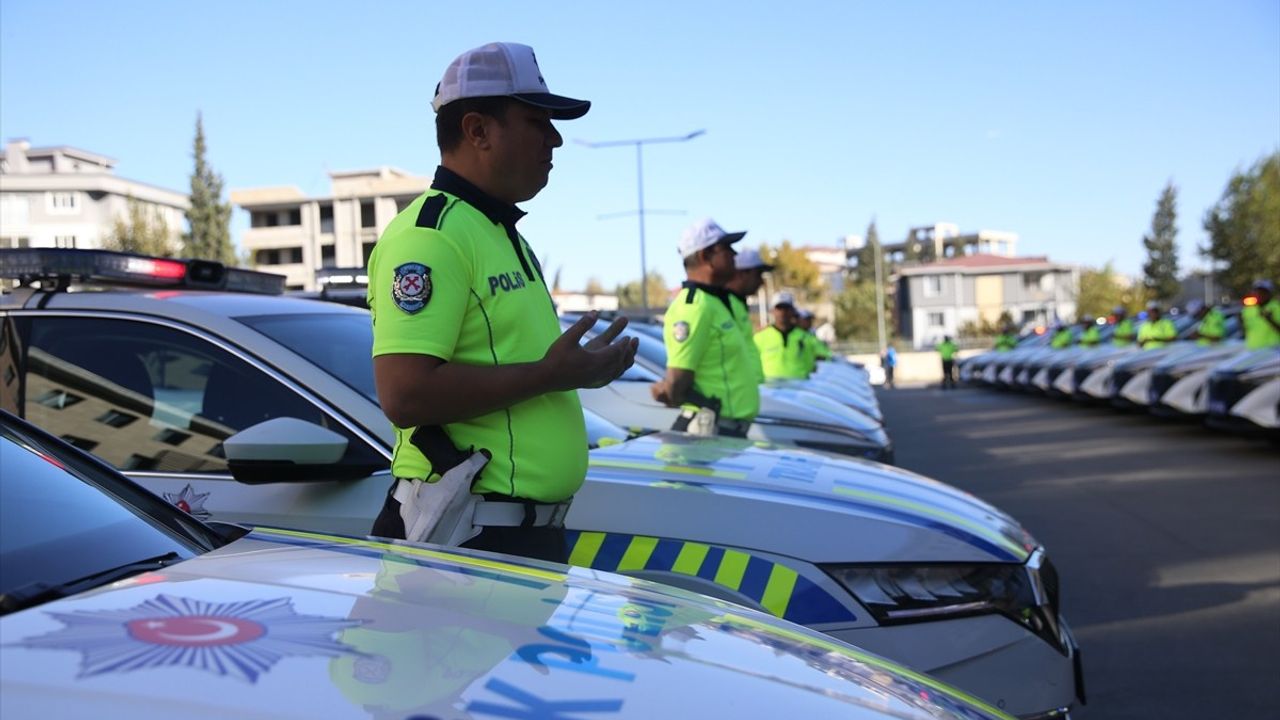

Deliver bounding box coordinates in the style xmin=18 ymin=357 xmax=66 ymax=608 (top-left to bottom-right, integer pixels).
xmin=2 ymin=0 xmax=1277 ymax=290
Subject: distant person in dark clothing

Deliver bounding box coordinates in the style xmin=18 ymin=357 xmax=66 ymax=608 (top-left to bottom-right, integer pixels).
xmin=882 ymin=344 xmax=897 ymax=389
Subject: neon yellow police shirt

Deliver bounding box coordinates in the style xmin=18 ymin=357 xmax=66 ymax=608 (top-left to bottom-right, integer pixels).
xmin=728 ymin=292 xmax=765 ymax=383
xmin=755 ymin=325 xmax=812 ymax=379
xmin=367 ymin=169 xmax=586 ymax=502
xmin=936 ymin=340 xmax=958 ymax=361
xmin=1112 ymin=318 xmax=1136 ymax=346
xmin=1242 ymin=299 xmax=1280 ymax=349
xmin=1196 ymin=307 xmax=1226 ymax=346
xmin=664 ymin=283 xmax=761 ymax=421
xmin=1137 ymin=318 xmax=1176 ymax=349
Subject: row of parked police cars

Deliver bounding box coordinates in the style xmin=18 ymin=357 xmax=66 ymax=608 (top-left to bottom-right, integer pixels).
xmin=0 ymin=248 xmax=1083 ymax=719
xmin=958 ymin=305 xmax=1280 ymax=440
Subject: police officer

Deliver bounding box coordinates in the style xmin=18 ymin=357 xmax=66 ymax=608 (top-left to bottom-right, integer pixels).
xmin=1078 ymin=316 xmax=1102 ymax=347
xmin=1111 ymin=305 xmax=1137 ymax=346
xmin=755 ymin=293 xmax=812 ymax=379
xmin=366 ymin=42 xmax=637 ymax=561
xmin=1049 ymin=322 xmax=1073 ymax=349
xmin=936 ymin=335 xmax=958 ymax=390
xmin=797 ymin=309 xmax=834 ymax=374
xmin=1186 ymin=300 xmax=1226 ymax=346
xmin=725 ymin=248 xmax=773 ymax=384
xmin=651 ymin=218 xmax=760 ymax=437
xmin=1137 ymin=302 xmax=1176 ymax=349
xmin=1242 ymin=279 xmax=1280 ymax=349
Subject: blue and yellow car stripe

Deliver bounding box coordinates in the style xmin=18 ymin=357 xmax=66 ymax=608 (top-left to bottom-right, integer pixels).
xmin=566 ymin=531 xmax=856 ymax=625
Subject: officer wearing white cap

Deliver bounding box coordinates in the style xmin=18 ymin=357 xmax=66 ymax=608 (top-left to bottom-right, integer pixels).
xmin=1137 ymin=301 xmax=1176 ymax=349
xmin=651 ymin=218 xmax=760 ymax=436
xmin=796 ymin=307 xmax=833 ymax=373
xmin=724 ymin=248 xmax=774 ymax=383
xmin=366 ymin=42 xmax=637 ymax=561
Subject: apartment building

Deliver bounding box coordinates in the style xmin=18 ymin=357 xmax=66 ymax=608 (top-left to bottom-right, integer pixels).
xmin=0 ymin=140 xmax=188 ymax=250
xmin=876 ymin=223 xmax=1019 ymax=264
xmin=897 ymin=254 xmax=1079 ymax=348
xmin=231 ymin=167 xmax=429 ymax=290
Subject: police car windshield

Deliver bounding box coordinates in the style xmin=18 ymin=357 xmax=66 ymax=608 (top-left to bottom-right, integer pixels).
xmin=0 ymin=422 xmax=201 ymax=613
xmin=237 ymin=313 xmax=378 ymax=403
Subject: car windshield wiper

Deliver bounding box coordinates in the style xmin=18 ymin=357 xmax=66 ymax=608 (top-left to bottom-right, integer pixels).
xmin=0 ymin=551 xmax=183 ymax=616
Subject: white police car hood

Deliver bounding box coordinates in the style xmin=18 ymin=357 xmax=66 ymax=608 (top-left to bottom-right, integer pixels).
xmin=572 ymin=433 xmax=1036 ymax=565
xmin=0 ymin=530 xmax=1009 ymax=720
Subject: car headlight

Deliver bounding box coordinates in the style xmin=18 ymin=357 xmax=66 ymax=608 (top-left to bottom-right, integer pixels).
xmin=825 ymin=550 xmax=1068 ymax=654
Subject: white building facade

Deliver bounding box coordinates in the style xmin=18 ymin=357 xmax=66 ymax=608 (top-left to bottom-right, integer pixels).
xmin=232 ymin=167 xmax=429 ymax=291
xmin=0 ymin=141 xmax=188 ymax=251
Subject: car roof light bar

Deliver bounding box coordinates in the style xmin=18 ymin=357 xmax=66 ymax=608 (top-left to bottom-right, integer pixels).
xmin=0 ymin=248 xmax=285 ymax=295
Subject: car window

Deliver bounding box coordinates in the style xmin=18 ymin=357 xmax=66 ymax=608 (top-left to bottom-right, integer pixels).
xmin=18 ymin=316 xmax=382 ymax=474
xmin=236 ymin=312 xmax=378 ymax=403
xmin=0 ymin=425 xmax=199 ymax=602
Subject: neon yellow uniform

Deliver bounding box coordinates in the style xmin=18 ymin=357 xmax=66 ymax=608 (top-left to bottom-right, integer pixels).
xmin=1137 ymin=318 xmax=1176 ymax=349
xmin=1112 ymin=317 xmax=1136 ymax=346
xmin=803 ymin=330 xmax=833 ymax=373
xmin=1196 ymin=307 xmax=1226 ymax=346
xmin=994 ymin=333 xmax=1017 ymax=351
xmin=1079 ymin=326 xmax=1101 ymax=347
xmin=936 ymin=340 xmax=958 ymax=361
xmin=755 ymin=326 xmax=812 ymax=379
xmin=1242 ymin=298 xmax=1280 ymax=350
xmin=1050 ymin=328 xmax=1072 ymax=349
xmin=664 ymin=282 xmax=761 ymax=421
xmin=367 ymin=167 xmax=586 ymax=502
xmin=728 ymin=292 xmax=765 ymax=383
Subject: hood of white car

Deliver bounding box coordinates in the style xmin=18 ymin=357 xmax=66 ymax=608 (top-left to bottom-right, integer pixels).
xmin=0 ymin=530 xmax=1008 ymax=720
xmin=576 ymin=433 xmax=1036 ymax=564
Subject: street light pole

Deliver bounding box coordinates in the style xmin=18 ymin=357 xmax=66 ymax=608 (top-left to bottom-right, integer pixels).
xmin=576 ymin=129 xmax=705 ymax=315
xmin=874 ymin=241 xmax=887 ymax=354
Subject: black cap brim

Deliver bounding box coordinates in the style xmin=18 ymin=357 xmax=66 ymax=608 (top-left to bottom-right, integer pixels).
xmin=512 ymin=93 xmax=591 ymax=120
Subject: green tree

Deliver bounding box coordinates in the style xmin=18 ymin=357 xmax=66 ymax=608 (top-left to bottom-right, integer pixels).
xmin=616 ymin=272 xmax=668 ymax=310
xmin=761 ymin=240 xmax=823 ymax=302
xmin=1077 ymin=262 xmax=1143 ymax=319
xmin=184 ymin=113 xmax=235 ymax=264
xmin=834 ymin=279 xmax=892 ymax=341
xmin=1202 ymin=151 xmax=1280 ymax=297
xmin=103 ymin=196 xmax=174 ymax=256
xmin=1141 ymin=181 xmax=1180 ymax=302
xmin=851 ymin=220 xmax=881 ymax=283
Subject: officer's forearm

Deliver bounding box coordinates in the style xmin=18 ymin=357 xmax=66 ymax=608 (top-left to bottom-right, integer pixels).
xmin=376 ymin=354 xmax=557 ymax=428
xmin=663 ymin=368 xmax=695 ymax=407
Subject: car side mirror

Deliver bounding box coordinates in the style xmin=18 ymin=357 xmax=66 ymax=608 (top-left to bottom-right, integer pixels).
xmin=224 ymin=417 xmax=372 ymax=484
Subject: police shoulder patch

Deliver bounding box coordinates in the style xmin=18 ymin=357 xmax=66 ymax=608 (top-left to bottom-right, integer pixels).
xmin=672 ymin=321 xmax=690 ymax=343
xmin=392 ymin=262 xmax=432 ymax=314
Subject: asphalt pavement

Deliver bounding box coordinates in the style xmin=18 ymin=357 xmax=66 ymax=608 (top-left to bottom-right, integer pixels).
xmin=876 ymin=384 xmax=1279 ymax=720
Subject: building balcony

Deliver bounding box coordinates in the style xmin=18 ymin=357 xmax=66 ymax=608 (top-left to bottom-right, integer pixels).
xmin=242 ymin=225 xmax=308 ymax=248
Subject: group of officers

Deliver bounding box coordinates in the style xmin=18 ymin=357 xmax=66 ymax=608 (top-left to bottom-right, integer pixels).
xmin=1025 ymin=279 xmax=1280 ymax=355
xmin=651 ymin=219 xmax=835 ymax=438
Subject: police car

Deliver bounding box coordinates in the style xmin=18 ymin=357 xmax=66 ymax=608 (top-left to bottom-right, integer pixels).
xmin=0 ymin=250 xmax=1079 ymax=718
xmin=0 ymin=410 xmax=1013 ymax=720
xmin=1203 ymin=348 xmax=1280 ymax=436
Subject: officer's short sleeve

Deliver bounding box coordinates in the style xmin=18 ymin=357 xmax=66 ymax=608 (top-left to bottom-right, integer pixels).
xmin=665 ymin=297 xmax=710 ymax=371
xmin=369 ymin=224 xmax=471 ymax=360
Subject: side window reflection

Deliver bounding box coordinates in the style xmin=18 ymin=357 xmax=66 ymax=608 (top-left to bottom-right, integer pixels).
xmin=22 ymin=317 xmax=333 ymax=474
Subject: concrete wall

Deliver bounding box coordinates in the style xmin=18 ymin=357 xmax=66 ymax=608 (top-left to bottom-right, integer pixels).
xmin=846 ymin=348 xmax=986 ymax=384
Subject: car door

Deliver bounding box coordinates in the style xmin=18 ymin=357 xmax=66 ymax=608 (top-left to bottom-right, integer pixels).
xmin=5 ymin=312 xmax=391 ymax=536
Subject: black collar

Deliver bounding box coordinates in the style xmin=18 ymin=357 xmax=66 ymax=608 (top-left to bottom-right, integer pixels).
xmin=769 ymin=324 xmax=804 ymax=346
xmin=682 ymin=281 xmax=733 ymax=312
xmin=432 ymin=166 xmax=526 ymax=228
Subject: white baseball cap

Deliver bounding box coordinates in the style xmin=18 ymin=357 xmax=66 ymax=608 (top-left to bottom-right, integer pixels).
xmin=678 ymin=218 xmax=746 ymax=259
xmin=773 ymin=291 xmax=796 ymax=308
xmin=735 ymin=248 xmax=774 ymax=271
xmin=432 ymin=42 xmax=590 ymax=120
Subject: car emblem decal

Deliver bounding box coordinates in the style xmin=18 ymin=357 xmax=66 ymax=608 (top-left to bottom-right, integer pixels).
xmin=12 ymin=594 xmax=363 ymax=683
xmin=163 ymin=483 xmax=211 ymax=521
xmin=672 ymin=321 xmax=690 ymax=343
xmin=393 ymin=262 xmax=431 ymax=314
